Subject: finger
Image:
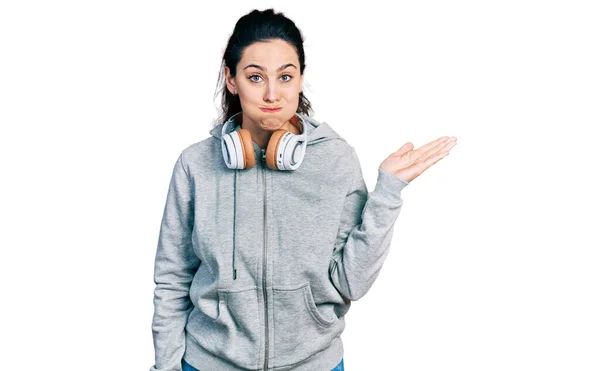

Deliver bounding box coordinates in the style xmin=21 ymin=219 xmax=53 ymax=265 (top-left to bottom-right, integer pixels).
xmin=422 ymin=148 xmax=451 ymax=169
xmin=440 ymin=139 xmax=457 ymax=153
xmin=408 ymin=139 xmax=456 ymax=178
xmin=409 ymin=151 xmax=449 ymax=179
xmin=412 ymin=136 xmax=450 ymax=158
xmin=419 ymin=137 xmax=456 ymax=160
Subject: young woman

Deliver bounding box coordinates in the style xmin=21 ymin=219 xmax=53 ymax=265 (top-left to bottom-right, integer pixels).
xmin=150 ymin=8 xmax=457 ymax=371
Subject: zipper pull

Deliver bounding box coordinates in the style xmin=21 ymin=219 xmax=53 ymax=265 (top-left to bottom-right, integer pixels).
xmin=261 ymin=148 xmax=266 ymax=163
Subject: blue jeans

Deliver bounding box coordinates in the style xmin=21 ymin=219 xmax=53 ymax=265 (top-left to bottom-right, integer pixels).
xmin=182 ymin=357 xmax=344 ymax=370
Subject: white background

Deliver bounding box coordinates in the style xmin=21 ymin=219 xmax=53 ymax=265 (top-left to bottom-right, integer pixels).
xmin=1 ymin=1 xmax=599 ymax=370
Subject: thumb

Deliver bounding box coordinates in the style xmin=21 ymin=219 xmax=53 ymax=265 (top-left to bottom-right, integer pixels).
xmin=395 ymin=142 xmax=413 ymax=156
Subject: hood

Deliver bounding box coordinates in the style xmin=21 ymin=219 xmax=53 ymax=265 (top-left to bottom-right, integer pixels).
xmin=209 ymin=113 xmax=342 ymax=145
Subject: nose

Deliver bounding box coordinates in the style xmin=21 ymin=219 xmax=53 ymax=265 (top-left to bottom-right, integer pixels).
xmin=264 ymin=80 xmax=280 ymax=103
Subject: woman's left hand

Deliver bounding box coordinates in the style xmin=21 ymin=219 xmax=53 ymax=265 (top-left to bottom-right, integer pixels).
xmin=379 ymin=136 xmax=458 ymax=184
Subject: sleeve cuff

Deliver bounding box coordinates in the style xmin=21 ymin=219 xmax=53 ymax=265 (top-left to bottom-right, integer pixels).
xmin=373 ymin=168 xmax=409 ymax=203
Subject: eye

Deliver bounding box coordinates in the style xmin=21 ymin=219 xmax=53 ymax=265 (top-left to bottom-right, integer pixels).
xmin=249 ymin=74 xmax=262 ymax=83
xmin=248 ymin=74 xmax=293 ymax=83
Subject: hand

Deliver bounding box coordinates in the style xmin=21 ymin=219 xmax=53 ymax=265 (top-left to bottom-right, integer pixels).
xmin=379 ymin=136 xmax=458 ymax=183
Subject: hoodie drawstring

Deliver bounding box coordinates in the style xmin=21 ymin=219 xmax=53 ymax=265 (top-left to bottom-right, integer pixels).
xmin=233 ymin=168 xmax=238 ymax=280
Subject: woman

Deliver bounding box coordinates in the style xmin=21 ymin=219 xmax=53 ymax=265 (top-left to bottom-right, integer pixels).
xmin=150 ymin=8 xmax=457 ymax=371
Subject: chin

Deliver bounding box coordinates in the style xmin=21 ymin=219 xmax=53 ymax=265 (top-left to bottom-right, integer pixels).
xmin=258 ymin=115 xmax=285 ymax=128
xmin=260 ymin=120 xmax=284 ymax=131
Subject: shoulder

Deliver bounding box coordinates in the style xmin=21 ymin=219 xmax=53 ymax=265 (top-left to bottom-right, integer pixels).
xmin=176 ymin=135 xmax=220 ymax=176
xmin=180 ymin=136 xmax=214 ymax=158
xmin=303 ymin=117 xmax=358 ymax=163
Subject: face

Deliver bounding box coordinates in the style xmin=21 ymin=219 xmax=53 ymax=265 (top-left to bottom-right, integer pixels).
xmin=224 ymin=39 xmax=304 ymax=133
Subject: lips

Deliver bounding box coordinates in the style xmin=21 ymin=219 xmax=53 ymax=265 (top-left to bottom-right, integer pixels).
xmin=260 ymin=107 xmax=282 ymax=112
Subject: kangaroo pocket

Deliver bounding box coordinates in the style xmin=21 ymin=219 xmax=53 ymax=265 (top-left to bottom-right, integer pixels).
xmin=199 ymin=287 xmax=261 ymax=369
xmin=272 ymin=282 xmax=338 ymax=367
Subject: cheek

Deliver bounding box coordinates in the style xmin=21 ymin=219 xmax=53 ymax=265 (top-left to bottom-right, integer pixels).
xmin=283 ymin=88 xmax=301 ymax=100
xmin=238 ymin=88 xmax=261 ymax=102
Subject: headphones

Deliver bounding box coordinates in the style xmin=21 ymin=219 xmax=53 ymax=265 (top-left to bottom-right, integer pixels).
xmin=221 ymin=111 xmax=308 ymax=171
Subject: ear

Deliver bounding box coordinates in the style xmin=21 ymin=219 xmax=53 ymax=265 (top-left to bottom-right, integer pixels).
xmin=299 ymin=74 xmax=304 ymax=94
xmin=224 ymin=66 xmax=237 ymax=95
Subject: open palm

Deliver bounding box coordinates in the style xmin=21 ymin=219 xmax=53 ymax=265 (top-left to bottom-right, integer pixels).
xmin=379 ymin=136 xmax=458 ymax=184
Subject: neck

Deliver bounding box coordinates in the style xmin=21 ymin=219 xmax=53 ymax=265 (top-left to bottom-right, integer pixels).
xmin=238 ymin=113 xmax=302 ymax=149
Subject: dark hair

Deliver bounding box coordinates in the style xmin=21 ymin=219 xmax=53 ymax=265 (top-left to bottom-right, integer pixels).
xmin=214 ymin=8 xmax=313 ymax=125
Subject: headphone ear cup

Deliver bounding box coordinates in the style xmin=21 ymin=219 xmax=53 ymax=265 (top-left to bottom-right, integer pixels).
xmin=237 ymin=128 xmax=255 ymax=169
xmin=265 ymin=129 xmax=287 ymax=170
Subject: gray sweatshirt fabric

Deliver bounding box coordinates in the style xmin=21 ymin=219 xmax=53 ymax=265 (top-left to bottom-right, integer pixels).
xmin=150 ymin=113 xmax=409 ymax=371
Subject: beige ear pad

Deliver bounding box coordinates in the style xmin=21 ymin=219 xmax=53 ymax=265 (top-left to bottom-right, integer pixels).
xmin=237 ymin=128 xmax=256 ymax=169
xmin=265 ymin=129 xmax=287 ymax=170
xmin=288 ymin=115 xmax=302 ymax=135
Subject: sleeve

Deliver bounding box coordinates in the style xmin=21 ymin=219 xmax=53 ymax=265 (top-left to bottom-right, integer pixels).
xmin=150 ymin=152 xmax=201 ymax=371
xmin=328 ymin=147 xmax=409 ymax=301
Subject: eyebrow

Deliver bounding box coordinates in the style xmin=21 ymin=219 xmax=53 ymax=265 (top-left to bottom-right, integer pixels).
xmin=243 ymin=63 xmax=297 ymax=72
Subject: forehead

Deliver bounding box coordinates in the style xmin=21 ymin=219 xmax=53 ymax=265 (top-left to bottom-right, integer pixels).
xmin=239 ymin=39 xmax=299 ymax=68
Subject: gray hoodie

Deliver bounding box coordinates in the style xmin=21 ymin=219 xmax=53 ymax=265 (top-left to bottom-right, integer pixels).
xmin=150 ymin=113 xmax=409 ymax=371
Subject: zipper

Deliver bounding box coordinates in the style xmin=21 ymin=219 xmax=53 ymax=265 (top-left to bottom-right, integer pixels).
xmin=261 ymin=148 xmax=269 ymax=371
